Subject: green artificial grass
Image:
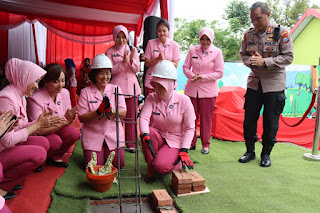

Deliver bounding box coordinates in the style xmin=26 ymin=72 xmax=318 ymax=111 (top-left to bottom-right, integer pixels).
xmin=49 ymin=139 xmax=320 ymax=213
xmin=49 ymin=192 xmax=90 ymax=213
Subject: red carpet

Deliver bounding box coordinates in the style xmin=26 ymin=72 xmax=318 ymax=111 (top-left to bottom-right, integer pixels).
xmin=6 ymin=118 xmax=81 ymax=213
xmin=6 ymin=153 xmax=71 ymax=213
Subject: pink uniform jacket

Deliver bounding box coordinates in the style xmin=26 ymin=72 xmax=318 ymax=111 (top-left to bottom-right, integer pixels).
xmin=144 ymin=38 xmax=180 ymax=89
xmin=139 ymin=91 xmax=196 ymax=149
xmin=27 ymin=88 xmax=71 ymax=120
xmin=183 ymin=44 xmax=224 ymax=98
xmin=0 ymin=85 xmax=32 ymax=152
xmin=106 ymin=46 xmax=141 ymax=96
xmin=78 ymin=84 xmax=126 ymax=151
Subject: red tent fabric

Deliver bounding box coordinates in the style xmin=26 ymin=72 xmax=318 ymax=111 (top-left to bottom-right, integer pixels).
xmin=0 ymin=0 xmax=162 ymax=39
xmin=212 ymin=86 xmax=317 ymax=149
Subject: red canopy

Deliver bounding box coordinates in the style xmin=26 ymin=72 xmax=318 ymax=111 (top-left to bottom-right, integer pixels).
xmin=0 ymin=0 xmax=168 ymax=40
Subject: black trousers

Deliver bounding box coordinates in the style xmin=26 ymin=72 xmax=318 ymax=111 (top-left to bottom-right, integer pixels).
xmin=243 ymin=82 xmax=286 ymax=146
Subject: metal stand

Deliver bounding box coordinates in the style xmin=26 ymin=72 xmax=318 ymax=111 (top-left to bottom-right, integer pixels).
xmin=304 ymin=87 xmax=320 ymax=161
xmin=115 ymin=85 xmax=142 ymax=213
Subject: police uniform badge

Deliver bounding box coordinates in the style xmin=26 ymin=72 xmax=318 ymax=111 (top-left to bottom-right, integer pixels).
xmin=267 ymin=26 xmax=272 ymax=33
xmin=280 ymin=31 xmax=289 ymax=43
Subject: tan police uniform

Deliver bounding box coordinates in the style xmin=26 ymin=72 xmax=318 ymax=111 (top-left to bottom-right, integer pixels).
xmin=239 ymin=21 xmax=294 ymax=158
xmin=240 ymin=21 xmax=294 ymax=93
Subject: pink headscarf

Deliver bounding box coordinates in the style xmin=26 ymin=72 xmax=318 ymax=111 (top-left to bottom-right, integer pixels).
xmin=150 ymin=77 xmax=175 ymax=101
xmin=5 ymin=58 xmax=46 ymax=96
xmin=113 ymin=25 xmax=129 ymax=43
xmin=199 ymin=27 xmax=215 ymax=43
xmin=112 ymin=25 xmax=130 ymax=52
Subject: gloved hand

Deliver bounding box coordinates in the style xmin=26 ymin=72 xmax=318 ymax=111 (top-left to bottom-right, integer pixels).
xmin=141 ymin=133 xmax=156 ymax=158
xmin=174 ymin=148 xmax=194 ymax=170
xmin=96 ymin=95 xmax=112 ymax=116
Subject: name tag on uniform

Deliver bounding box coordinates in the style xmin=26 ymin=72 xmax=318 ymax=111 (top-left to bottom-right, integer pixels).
xmin=192 ymin=56 xmax=198 ymax=59
xmin=112 ymin=54 xmax=121 ymax=57
xmin=248 ymin=42 xmax=257 ymax=45
xmin=154 ymin=50 xmax=160 ymax=52
xmin=89 ymin=101 xmax=98 ymax=103
xmin=152 ymin=111 xmax=160 ymax=115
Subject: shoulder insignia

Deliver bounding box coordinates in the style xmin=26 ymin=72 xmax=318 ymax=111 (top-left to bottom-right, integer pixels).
xmin=267 ymin=26 xmax=272 ymax=33
xmin=280 ymin=31 xmax=289 ymax=43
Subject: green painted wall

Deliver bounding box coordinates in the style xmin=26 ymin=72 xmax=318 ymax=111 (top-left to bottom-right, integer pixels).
xmin=293 ymin=18 xmax=320 ymax=65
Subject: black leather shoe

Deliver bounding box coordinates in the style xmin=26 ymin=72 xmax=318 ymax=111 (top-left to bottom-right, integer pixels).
xmin=238 ymin=152 xmax=256 ymax=163
xmin=4 ymin=191 xmax=16 ymax=200
xmin=46 ymin=158 xmax=69 ymax=168
xmin=260 ymin=155 xmax=271 ymax=167
xmin=201 ymin=148 xmax=210 ymax=154
xmin=127 ymin=148 xmax=135 ymax=153
xmin=34 ymin=165 xmax=43 ymax=172
xmin=190 ymin=146 xmax=196 ymax=150
xmin=12 ymin=184 xmax=23 ymax=191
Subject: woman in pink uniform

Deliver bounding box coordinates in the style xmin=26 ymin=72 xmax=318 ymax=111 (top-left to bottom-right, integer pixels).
xmin=139 ymin=60 xmax=195 ymax=183
xmin=0 ymin=58 xmax=62 ymax=199
xmin=144 ymin=18 xmax=180 ymax=97
xmin=27 ymin=63 xmax=80 ymax=168
xmin=0 ymin=162 xmax=11 ymax=213
xmin=183 ymin=27 xmax=224 ymax=154
xmin=78 ymin=54 xmax=127 ymax=169
xmin=106 ymin=25 xmax=141 ymax=152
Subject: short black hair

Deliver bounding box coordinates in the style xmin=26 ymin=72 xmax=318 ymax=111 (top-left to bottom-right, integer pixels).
xmin=250 ymin=2 xmax=269 ymax=14
xmin=156 ymin=18 xmax=170 ymax=31
xmin=40 ymin=63 xmax=66 ymax=88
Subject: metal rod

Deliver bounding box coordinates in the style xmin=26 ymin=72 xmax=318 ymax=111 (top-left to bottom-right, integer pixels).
xmin=115 ymin=87 xmax=123 ymax=213
xmin=304 ymin=87 xmax=320 ymax=161
xmin=311 ymin=87 xmax=319 ymax=155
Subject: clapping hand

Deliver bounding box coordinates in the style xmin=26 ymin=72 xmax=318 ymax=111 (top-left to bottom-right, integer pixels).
xmin=65 ymin=105 xmax=79 ymax=125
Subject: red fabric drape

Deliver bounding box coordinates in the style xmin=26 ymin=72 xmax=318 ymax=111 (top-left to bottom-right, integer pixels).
xmin=0 ymin=11 xmax=24 ymax=65
xmin=160 ymin=0 xmax=168 ymax=20
xmin=0 ymin=30 xmax=8 ymax=65
xmin=0 ymin=11 xmax=25 ymax=30
xmin=46 ymin=30 xmax=114 ymax=94
xmin=211 ymin=86 xmax=318 ymax=149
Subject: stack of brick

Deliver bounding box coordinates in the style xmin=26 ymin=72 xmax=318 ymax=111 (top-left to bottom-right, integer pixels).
xmin=171 ymin=169 xmax=192 ymax=195
xmin=152 ymin=189 xmax=177 ymax=213
xmin=189 ymin=171 xmax=206 ymax=192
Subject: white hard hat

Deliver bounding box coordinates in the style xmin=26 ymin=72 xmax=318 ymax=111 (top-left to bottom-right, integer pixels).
xmin=90 ymin=54 xmax=113 ymax=69
xmin=151 ymin=60 xmax=177 ymax=80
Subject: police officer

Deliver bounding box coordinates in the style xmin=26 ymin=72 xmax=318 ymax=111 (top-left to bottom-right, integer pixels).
xmin=239 ymin=2 xmax=294 ymax=167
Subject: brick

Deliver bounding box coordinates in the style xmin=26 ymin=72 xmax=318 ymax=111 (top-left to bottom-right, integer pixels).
xmin=171 ymin=178 xmax=192 ymax=190
xmin=172 ymin=169 xmax=192 ymax=184
xmin=192 ymin=185 xmax=206 ymax=192
xmin=172 ymin=186 xmax=191 ymax=195
xmin=189 ymin=171 xmax=205 ymax=187
xmin=152 ymin=189 xmax=173 ymax=207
